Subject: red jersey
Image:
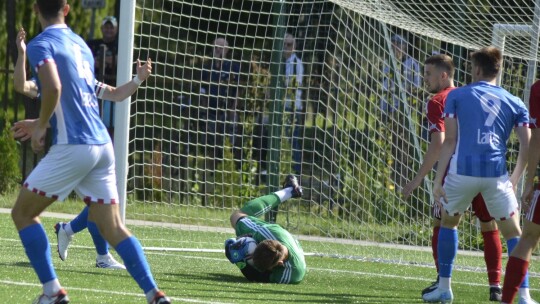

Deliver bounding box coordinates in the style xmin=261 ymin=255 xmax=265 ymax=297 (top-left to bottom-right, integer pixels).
xmin=529 ymin=80 xmax=540 ymax=129
xmin=426 ymin=87 xmax=455 ymax=134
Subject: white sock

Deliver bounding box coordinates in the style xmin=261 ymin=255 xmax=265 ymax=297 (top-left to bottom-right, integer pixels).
xmin=64 ymin=223 xmax=74 ymax=236
xmin=439 ymin=277 xmax=451 ymax=291
xmin=274 ymin=189 xmax=292 ymax=202
xmin=519 ymin=287 xmax=531 ymax=299
xmin=43 ymin=279 xmax=62 ymax=296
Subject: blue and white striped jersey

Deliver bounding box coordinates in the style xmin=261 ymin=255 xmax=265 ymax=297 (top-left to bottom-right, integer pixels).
xmin=27 ymin=24 xmax=110 ymax=145
xmin=444 ymin=81 xmax=528 ymax=177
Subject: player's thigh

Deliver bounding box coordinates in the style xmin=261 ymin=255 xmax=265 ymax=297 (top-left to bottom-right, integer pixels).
xmin=442 ymin=173 xmax=480 ymax=215
xmin=75 ymin=143 xmax=119 ymax=204
xmin=480 ymin=175 xmax=519 ymax=220
xmin=495 ymin=212 xmax=521 ymax=240
xmin=24 ymin=145 xmax=97 ymax=201
xmin=525 ymin=190 xmax=540 ymax=225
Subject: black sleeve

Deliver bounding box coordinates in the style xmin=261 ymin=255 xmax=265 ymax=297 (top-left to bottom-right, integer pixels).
xmin=240 ymin=264 xmax=271 ymax=283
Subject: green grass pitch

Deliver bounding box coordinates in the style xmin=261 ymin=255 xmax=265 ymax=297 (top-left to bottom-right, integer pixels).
xmin=0 ymin=212 xmax=538 ymax=303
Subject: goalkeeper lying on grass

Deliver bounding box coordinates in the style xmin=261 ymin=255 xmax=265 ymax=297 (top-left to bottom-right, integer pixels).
xmin=225 ymin=175 xmax=306 ymax=284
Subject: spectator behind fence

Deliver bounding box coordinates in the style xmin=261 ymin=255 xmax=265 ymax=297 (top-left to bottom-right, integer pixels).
xmin=248 ymin=53 xmax=272 ymax=181
xmin=380 ymin=34 xmax=421 ymax=188
xmin=86 ymin=16 xmax=118 ymax=139
xmin=199 ymin=37 xmax=241 ymax=192
xmin=283 ymin=33 xmax=304 ymax=174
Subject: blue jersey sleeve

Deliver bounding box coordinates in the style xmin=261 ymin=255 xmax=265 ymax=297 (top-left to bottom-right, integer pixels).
xmin=27 ymin=39 xmax=53 ymax=82
xmin=444 ymin=90 xmax=458 ymax=118
xmin=514 ymin=98 xmax=529 ymax=127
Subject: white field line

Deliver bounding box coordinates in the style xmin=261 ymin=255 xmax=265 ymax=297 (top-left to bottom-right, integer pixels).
xmin=1 ymin=208 xmax=540 ymax=278
xmin=0 ymin=279 xmax=232 ymax=303
xmin=1 ymin=242 xmax=540 ymax=297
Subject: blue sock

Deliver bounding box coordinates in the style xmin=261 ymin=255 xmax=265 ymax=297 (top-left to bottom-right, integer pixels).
xmin=507 ymin=237 xmax=529 ymax=288
xmin=438 ymin=227 xmax=458 ymax=278
xmin=115 ymin=236 xmax=157 ymax=293
xmin=19 ymin=223 xmax=57 ymax=283
xmin=87 ymin=221 xmax=108 ymax=255
xmin=70 ymin=206 xmax=89 ymax=233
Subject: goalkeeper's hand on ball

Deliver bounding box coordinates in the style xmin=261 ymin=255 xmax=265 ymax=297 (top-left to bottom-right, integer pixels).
xmin=224 ymin=236 xmax=257 ymax=267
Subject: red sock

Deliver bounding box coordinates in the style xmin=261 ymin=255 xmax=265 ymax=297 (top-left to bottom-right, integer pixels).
xmin=482 ymin=230 xmax=502 ymax=286
xmin=432 ymin=226 xmax=440 ymax=273
xmin=502 ymin=256 xmax=529 ymax=303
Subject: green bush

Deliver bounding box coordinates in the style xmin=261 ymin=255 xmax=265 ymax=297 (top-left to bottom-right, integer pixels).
xmin=0 ymin=113 xmax=21 ymax=194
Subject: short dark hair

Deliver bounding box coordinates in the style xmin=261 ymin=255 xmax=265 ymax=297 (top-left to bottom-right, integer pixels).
xmin=36 ymin=0 xmax=66 ymax=20
xmin=252 ymin=240 xmax=286 ymax=271
xmin=470 ymin=46 xmax=502 ymax=78
xmin=425 ymin=54 xmax=455 ymax=78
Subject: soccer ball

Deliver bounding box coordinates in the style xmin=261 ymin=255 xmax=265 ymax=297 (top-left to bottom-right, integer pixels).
xmin=242 ymin=237 xmax=257 ymax=266
xmin=225 ymin=236 xmax=258 ymax=266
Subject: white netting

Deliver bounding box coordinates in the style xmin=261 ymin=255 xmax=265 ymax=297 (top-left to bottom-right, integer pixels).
xmin=124 ymin=0 xmax=540 ymax=260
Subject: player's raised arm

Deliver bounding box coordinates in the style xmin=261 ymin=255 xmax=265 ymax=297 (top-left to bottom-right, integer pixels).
xmin=14 ymin=28 xmax=39 ymax=99
xmin=98 ymin=58 xmax=152 ymax=102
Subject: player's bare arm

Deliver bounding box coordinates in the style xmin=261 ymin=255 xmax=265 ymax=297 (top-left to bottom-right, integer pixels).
xmin=33 ymin=61 xmax=61 ymax=153
xmin=522 ymin=127 xmax=540 ymax=210
xmin=509 ymin=126 xmax=530 ymax=192
xmin=101 ymin=58 xmax=152 ymax=102
xmin=14 ymin=28 xmax=39 ymax=99
xmin=433 ymin=117 xmax=457 ymax=205
xmin=402 ymin=131 xmax=444 ymax=199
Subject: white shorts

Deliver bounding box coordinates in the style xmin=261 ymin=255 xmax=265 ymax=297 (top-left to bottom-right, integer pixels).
xmin=443 ymin=172 xmax=518 ymax=220
xmin=24 ymin=143 xmax=118 ymax=204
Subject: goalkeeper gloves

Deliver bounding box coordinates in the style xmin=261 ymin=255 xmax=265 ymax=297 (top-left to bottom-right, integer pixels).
xmin=224 ymin=237 xmax=255 ymax=265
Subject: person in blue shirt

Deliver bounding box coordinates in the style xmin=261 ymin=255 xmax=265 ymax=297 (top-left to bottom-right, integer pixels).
xmin=198 ymin=37 xmax=241 ymax=199
xmin=9 ymin=1 xmax=170 ymax=303
xmin=14 ymin=26 xmax=144 ymax=271
xmin=423 ymin=46 xmax=533 ymax=304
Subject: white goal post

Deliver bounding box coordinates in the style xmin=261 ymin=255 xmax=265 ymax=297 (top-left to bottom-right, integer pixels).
xmin=112 ymin=0 xmax=540 ymax=263
xmin=115 ymin=0 xmax=137 ymax=223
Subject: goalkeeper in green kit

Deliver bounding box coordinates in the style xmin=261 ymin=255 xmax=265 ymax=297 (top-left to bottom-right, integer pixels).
xmin=225 ymin=175 xmax=307 ymax=284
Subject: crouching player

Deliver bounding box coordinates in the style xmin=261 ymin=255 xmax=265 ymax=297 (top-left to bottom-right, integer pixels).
xmin=226 ymin=175 xmax=306 ymax=283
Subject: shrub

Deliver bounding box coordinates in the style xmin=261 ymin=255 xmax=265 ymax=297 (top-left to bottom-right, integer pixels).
xmin=0 ymin=113 xmax=21 ymax=194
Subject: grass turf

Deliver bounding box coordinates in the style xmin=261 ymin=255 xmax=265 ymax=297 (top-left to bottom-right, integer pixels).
xmin=0 ymin=211 xmax=538 ymax=303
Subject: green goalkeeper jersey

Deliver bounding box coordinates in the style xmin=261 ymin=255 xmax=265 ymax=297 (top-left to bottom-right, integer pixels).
xmin=235 ymin=216 xmax=306 ymax=284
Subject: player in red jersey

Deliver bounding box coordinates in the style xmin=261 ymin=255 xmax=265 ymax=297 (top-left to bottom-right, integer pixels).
xmin=402 ymin=53 xmax=502 ymax=301
xmin=501 ymin=79 xmax=540 ymax=304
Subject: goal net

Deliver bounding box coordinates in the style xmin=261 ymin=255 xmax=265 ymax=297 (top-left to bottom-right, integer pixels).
xmin=121 ymin=0 xmax=540 ymax=264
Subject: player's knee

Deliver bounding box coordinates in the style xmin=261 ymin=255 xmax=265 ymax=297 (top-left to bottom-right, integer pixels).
xmin=100 ymin=223 xmax=131 ymax=246
xmin=521 ymin=225 xmax=540 ymax=242
xmin=230 ymin=210 xmax=246 ymax=228
xmin=11 ymin=202 xmax=37 ymax=230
